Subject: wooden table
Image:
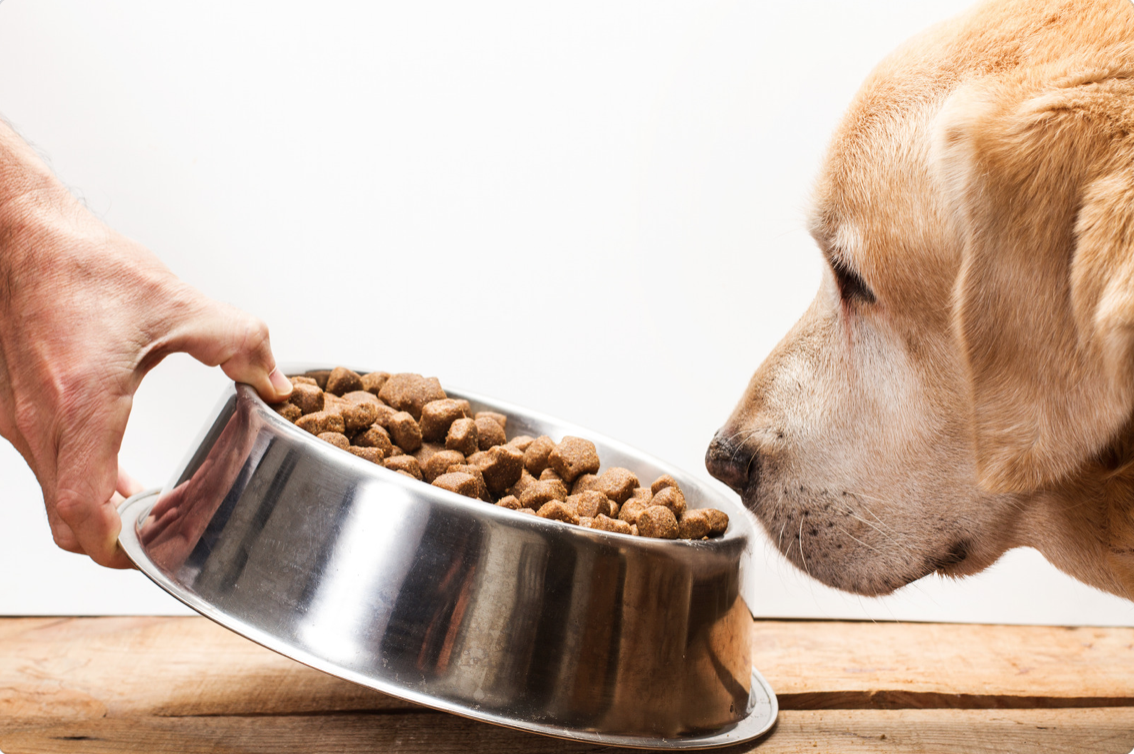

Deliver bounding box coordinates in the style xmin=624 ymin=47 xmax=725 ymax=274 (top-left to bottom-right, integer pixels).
xmin=1 ymin=616 xmax=1132 ymax=753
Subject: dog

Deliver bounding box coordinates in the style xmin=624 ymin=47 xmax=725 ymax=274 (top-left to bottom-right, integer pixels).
xmin=705 ymin=0 xmax=1134 ymax=600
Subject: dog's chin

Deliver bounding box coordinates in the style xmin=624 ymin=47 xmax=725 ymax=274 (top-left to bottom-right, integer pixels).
xmin=740 ymin=484 xmax=981 ymax=597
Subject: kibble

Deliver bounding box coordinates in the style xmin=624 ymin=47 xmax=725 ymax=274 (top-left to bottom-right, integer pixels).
xmin=277 ymin=368 xmax=728 ymax=540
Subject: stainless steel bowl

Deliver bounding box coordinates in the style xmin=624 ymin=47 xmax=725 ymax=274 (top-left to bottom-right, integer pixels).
xmin=118 ymin=375 xmax=776 ymax=749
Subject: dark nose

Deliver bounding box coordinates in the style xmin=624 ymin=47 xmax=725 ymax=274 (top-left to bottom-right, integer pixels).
xmin=705 ymin=431 xmax=759 ymax=495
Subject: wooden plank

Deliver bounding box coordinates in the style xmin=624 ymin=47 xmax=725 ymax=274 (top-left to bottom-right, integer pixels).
xmin=3 ymin=709 xmax=1134 ymax=754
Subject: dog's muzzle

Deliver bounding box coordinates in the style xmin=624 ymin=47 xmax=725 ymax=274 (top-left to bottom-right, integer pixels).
xmin=705 ymin=431 xmax=759 ymax=496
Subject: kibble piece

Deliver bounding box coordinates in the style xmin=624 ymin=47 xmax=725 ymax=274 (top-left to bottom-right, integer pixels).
xmin=361 ymin=371 xmax=390 ymax=396
xmin=379 ymin=373 xmax=447 ymax=420
xmin=290 ymin=375 xmax=318 ymax=387
xmin=539 ymin=467 xmax=564 ymax=483
xmin=508 ymin=469 xmax=538 ymax=498
xmin=432 ymin=472 xmax=481 ymax=499
xmin=423 ymin=450 xmax=466 ymax=483
xmin=353 ymin=425 xmax=393 ymax=456
xmin=318 ymin=432 xmax=351 ymax=451
xmin=637 ymin=506 xmax=679 ymax=539
xmin=274 ymin=403 xmax=302 ymax=422
xmin=445 ymin=417 xmax=479 ymax=456
xmin=348 ymin=446 xmax=384 ymax=464
xmin=475 ymin=411 xmax=508 ymax=432
xmin=448 ymin=464 xmax=489 ymax=500
xmin=388 ymin=446 xmax=405 ymax=457
xmin=523 ymin=436 xmax=556 ymax=476
xmin=590 ymin=514 xmax=633 ymax=535
xmin=326 ymin=366 xmax=364 ymax=396
xmin=413 ymin=442 xmax=446 ymax=466
xmin=629 ymin=487 xmax=653 ymax=503
xmin=369 ymin=403 xmax=398 ymax=429
xmin=296 ymin=411 xmax=345 ymax=436
xmin=343 ymin=390 xmax=381 ymax=405
xmin=651 ymin=474 xmax=680 ymax=495
xmin=343 ymin=401 xmax=383 ymax=433
xmin=618 ymin=499 xmax=648 ymax=525
xmin=304 ymin=370 xmax=332 ymax=389
xmin=704 ymin=508 xmax=729 ymax=536
xmin=421 ymin=399 xmax=471 ymax=442
xmin=382 ymin=455 xmax=423 ymax=480
xmin=288 ymin=383 xmax=325 ymax=415
xmin=679 ymin=509 xmax=711 ymax=539
xmin=569 ymin=490 xmax=612 ymax=519
xmin=476 ymin=444 xmax=524 ymax=497
xmin=579 ymin=516 xmax=595 ymax=528
xmin=571 ymin=473 xmax=599 ymax=495
xmin=650 ymin=486 xmax=687 ymax=519
xmin=321 ymin=393 xmax=347 ymax=415
xmin=496 ymin=495 xmax=521 ymax=510
xmin=537 ymin=501 xmax=580 ymax=525
xmin=475 ymin=415 xmax=507 ymax=450
xmin=548 ymin=436 xmax=601 ymax=483
xmin=508 ymin=435 xmax=536 ymax=452
xmin=388 ymin=411 xmax=423 ymax=453
xmin=594 ymin=467 xmax=640 ymax=504
xmin=517 ymin=507 xmax=537 ymax=516
xmin=519 ymin=479 xmax=569 ymax=509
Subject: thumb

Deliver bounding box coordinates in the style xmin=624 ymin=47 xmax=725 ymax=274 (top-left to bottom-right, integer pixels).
xmin=172 ymin=296 xmax=292 ymax=402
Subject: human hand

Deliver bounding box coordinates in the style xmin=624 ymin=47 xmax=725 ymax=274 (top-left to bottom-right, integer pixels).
xmin=0 ymin=124 xmax=291 ymax=568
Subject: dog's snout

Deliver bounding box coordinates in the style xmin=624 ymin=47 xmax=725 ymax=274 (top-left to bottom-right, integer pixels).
xmin=705 ymin=431 xmax=759 ymax=495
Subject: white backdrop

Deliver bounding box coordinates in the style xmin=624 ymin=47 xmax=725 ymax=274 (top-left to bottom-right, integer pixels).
xmin=1 ymin=0 xmax=1131 ymax=624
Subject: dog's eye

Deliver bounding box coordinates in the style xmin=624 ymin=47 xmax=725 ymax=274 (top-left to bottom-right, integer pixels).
xmin=830 ymin=257 xmax=876 ymax=304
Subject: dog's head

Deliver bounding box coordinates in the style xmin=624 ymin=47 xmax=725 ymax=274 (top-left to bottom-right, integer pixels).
xmin=707 ymin=0 xmax=1134 ymax=597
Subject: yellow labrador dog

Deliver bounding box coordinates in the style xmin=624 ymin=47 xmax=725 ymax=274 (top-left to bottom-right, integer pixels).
xmin=706 ymin=0 xmax=1134 ymax=599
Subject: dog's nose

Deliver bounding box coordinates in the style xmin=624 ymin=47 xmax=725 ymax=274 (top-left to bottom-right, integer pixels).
xmin=705 ymin=431 xmax=758 ymax=495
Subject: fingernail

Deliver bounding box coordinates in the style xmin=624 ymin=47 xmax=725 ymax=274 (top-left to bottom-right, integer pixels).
xmin=269 ymin=368 xmax=293 ymax=398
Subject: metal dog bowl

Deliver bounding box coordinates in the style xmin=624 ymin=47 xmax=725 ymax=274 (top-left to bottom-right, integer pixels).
xmin=118 ymin=374 xmax=776 ymax=748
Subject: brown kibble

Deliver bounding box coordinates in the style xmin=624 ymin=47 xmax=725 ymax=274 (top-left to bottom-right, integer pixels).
xmin=590 ymin=514 xmax=633 ymax=535
xmin=343 ymin=390 xmax=381 ymax=405
xmin=651 ymin=474 xmax=680 ymax=495
xmin=548 ymin=436 xmax=600 ymax=483
xmin=539 ymin=467 xmax=563 ymax=483
xmin=579 ymin=516 xmax=595 ymax=528
xmin=651 ymin=486 xmax=687 ymax=519
xmin=448 ymin=464 xmax=489 ymax=500
xmin=423 ymin=450 xmax=466 ymax=483
xmin=519 ymin=479 xmax=569 ymax=509
xmin=618 ymin=499 xmax=648 ymax=525
xmin=571 ymin=473 xmax=598 ymax=494
xmin=383 ymin=455 xmax=423 ymax=480
xmin=326 ymin=366 xmax=363 ymax=396
xmin=445 ymin=417 xmax=479 ymax=456
xmin=517 ymin=507 xmax=537 ymax=516
xmin=523 ymin=436 xmax=555 ymax=476
xmin=637 ymin=506 xmax=679 ymax=539
xmin=420 ymin=399 xmax=471 ymax=442
xmin=475 ymin=411 xmax=508 ymax=431
xmin=475 ymin=415 xmax=507 ymax=450
xmin=296 ymin=411 xmax=345 ymax=436
xmin=396 ymin=469 xmax=418 ymax=479
xmin=348 ymin=446 xmax=384 ymax=464
xmin=432 ymin=472 xmax=481 ymax=499
xmin=343 ymin=401 xmax=383 ymax=433
xmin=321 ymin=393 xmax=347 ymax=416
xmin=537 ymin=501 xmax=580 ymax=525
xmin=704 ymin=508 xmax=729 ymax=536
xmin=388 ymin=411 xmax=423 ymax=453
xmin=290 ymin=375 xmax=318 ymax=387
xmin=678 ymin=509 xmax=711 ymax=539
xmin=379 ymin=373 xmax=447 ymax=420
xmin=594 ymin=467 xmax=640 ymax=504
xmin=303 ymin=370 xmax=331 ymax=389
xmin=630 ymin=487 xmax=653 ymax=503
xmin=288 ymin=383 xmax=325 ymax=415
xmin=508 ymin=435 xmax=536 ymax=452
xmin=388 ymin=446 xmax=405 ymax=457
xmin=476 ymin=444 xmax=524 ymax=497
xmin=353 ymin=425 xmax=393 ymax=456
xmin=318 ymin=432 xmax=350 ymax=451
xmin=496 ymin=495 xmax=521 ymax=510
xmin=569 ymin=490 xmax=612 ymax=519
xmin=413 ymin=442 xmax=446 ymax=466
xmin=508 ymin=469 xmax=538 ymax=498
xmin=274 ymin=403 xmax=302 ymax=422
xmin=361 ymin=371 xmax=390 ymax=396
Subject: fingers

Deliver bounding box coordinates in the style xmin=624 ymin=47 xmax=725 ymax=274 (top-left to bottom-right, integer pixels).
xmin=117 ymin=467 xmax=145 ymax=498
xmin=175 ymin=298 xmax=292 ymax=403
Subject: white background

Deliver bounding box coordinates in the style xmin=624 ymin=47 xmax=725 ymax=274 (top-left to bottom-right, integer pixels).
xmin=1 ymin=0 xmax=1131 ymax=624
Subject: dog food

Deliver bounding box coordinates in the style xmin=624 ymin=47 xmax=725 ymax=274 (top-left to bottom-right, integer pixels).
xmin=276 ymin=369 xmax=729 ymax=540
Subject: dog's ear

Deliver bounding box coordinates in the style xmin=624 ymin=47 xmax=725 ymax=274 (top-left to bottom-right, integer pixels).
xmin=936 ymin=68 xmax=1134 ymax=493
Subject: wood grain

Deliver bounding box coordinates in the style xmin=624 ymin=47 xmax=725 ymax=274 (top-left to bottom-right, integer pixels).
xmin=1 ymin=617 xmax=1132 ymax=753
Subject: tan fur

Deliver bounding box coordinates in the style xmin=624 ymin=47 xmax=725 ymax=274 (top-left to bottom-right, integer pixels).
xmin=710 ymin=0 xmax=1134 ymax=598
